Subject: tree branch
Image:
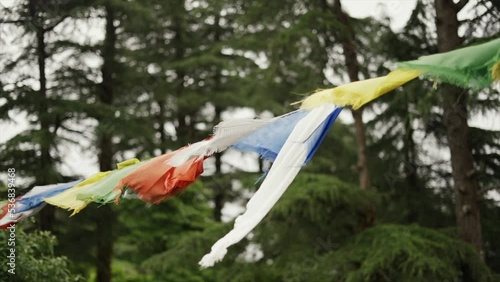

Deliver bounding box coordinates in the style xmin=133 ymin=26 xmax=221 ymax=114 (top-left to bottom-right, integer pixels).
xmin=44 ymin=16 xmax=68 ymax=32
xmin=0 ymin=19 xmax=28 ymax=24
xmin=455 ymin=0 xmax=469 ymax=13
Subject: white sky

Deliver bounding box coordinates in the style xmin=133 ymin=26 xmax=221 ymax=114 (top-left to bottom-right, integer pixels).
xmin=342 ymin=0 xmax=417 ymax=30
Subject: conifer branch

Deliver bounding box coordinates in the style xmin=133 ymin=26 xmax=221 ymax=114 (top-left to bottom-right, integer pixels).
xmin=455 ymin=0 xmax=469 ymax=12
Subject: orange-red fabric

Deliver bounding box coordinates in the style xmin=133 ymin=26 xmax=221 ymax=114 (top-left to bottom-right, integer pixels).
xmin=0 ymin=197 xmax=21 ymax=229
xmin=0 ymin=201 xmax=12 ymax=229
xmin=118 ymin=149 xmax=205 ymax=204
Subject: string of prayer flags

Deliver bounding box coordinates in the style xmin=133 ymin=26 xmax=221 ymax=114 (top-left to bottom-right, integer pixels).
xmin=2 ymin=37 xmax=499 ymax=268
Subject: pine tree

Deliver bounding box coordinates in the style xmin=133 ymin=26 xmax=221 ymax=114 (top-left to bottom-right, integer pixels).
xmin=434 ymin=0 xmax=484 ymax=259
xmin=328 ymin=0 xmax=375 ymax=228
xmin=0 ymin=0 xmax=88 ymax=231
xmin=366 ymin=0 xmax=450 ymax=227
xmin=0 ymin=229 xmax=84 ymax=282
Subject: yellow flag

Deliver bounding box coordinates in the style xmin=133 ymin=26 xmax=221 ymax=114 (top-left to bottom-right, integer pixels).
xmin=300 ymin=69 xmax=424 ymax=110
xmin=44 ymin=171 xmax=111 ymax=216
xmin=492 ymin=61 xmax=500 ymax=82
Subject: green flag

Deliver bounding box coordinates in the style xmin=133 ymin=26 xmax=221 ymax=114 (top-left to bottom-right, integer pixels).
xmin=399 ymin=38 xmax=500 ymax=89
xmin=77 ymin=159 xmax=142 ymax=204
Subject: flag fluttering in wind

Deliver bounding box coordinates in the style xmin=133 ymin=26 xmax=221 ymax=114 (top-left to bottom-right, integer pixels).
xmin=399 ymin=38 xmax=500 ymax=89
xmin=45 ymin=171 xmax=111 ymax=215
xmin=2 ymin=37 xmax=498 ymax=267
xmin=230 ymin=110 xmax=309 ymax=161
xmin=0 ymin=205 xmax=45 ymax=229
xmin=76 ymin=159 xmax=142 ymax=204
xmin=0 ymin=200 xmax=18 ymax=229
xmin=118 ymin=150 xmax=205 ymax=204
xmin=15 ymin=180 xmax=82 ymax=213
xmin=300 ymin=69 xmax=423 ymax=110
xmin=199 ymin=104 xmax=342 ymax=267
xmin=0 ymin=181 xmax=80 ymax=228
xmin=300 ymin=38 xmax=500 ymax=110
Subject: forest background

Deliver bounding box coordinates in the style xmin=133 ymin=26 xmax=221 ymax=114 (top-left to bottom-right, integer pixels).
xmin=0 ymin=0 xmax=499 ymax=281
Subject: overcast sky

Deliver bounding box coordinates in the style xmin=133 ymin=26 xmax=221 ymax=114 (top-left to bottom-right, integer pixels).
xmin=342 ymin=0 xmax=417 ymax=29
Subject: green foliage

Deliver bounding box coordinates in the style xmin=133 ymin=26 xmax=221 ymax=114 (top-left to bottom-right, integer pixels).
xmin=141 ymin=223 xmax=240 ymax=282
xmin=114 ymin=181 xmax=212 ymax=264
xmin=260 ymin=173 xmax=377 ymax=243
xmin=313 ymin=225 xmax=496 ymax=282
xmin=138 ymin=174 xmax=499 ymax=282
xmin=0 ymin=229 xmax=82 ymax=282
xmin=304 ymin=122 xmax=359 ymax=182
xmin=110 ymin=260 xmax=156 ymax=282
xmin=481 ymin=199 xmax=500 ymax=272
xmin=138 ymin=174 xmax=376 ymax=282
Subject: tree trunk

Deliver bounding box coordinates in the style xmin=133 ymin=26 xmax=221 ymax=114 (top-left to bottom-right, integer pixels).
xmin=96 ymin=3 xmax=117 ymax=282
xmin=213 ymin=151 xmax=224 ymax=222
xmin=96 ymin=205 xmax=114 ymax=282
xmin=434 ymin=0 xmax=483 ymax=259
xmin=211 ymin=17 xmax=226 ymax=222
xmin=333 ymin=0 xmax=374 ymax=227
xmin=403 ymin=110 xmax=420 ymax=223
xmin=157 ymin=99 xmax=166 ymax=154
xmin=37 ymin=24 xmax=54 ymax=230
xmin=333 ymin=0 xmax=371 ymax=190
xmin=28 ymin=0 xmax=55 ymax=231
xmin=212 ymin=103 xmax=225 ymax=222
xmin=171 ymin=7 xmax=193 ymax=145
xmin=351 ymin=109 xmax=371 ymax=189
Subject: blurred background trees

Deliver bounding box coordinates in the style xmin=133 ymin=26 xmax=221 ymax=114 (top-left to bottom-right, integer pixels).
xmin=1 ymin=0 xmax=499 ymax=281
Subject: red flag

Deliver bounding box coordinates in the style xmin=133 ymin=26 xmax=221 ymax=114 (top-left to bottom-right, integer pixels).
xmin=0 ymin=197 xmax=25 ymax=229
xmin=117 ymin=148 xmax=205 ymax=204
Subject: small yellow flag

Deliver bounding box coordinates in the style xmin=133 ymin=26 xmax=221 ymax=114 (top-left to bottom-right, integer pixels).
xmin=300 ymin=69 xmax=424 ymax=110
xmin=44 ymin=171 xmax=111 ymax=216
xmin=492 ymin=61 xmax=500 ymax=82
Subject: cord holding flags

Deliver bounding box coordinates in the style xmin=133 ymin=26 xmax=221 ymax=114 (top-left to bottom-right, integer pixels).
xmin=1 ymin=37 xmax=499 ymax=268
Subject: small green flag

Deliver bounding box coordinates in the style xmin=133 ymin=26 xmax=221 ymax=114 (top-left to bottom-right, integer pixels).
xmin=77 ymin=159 xmax=142 ymax=204
xmin=399 ymin=38 xmax=500 ymax=89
